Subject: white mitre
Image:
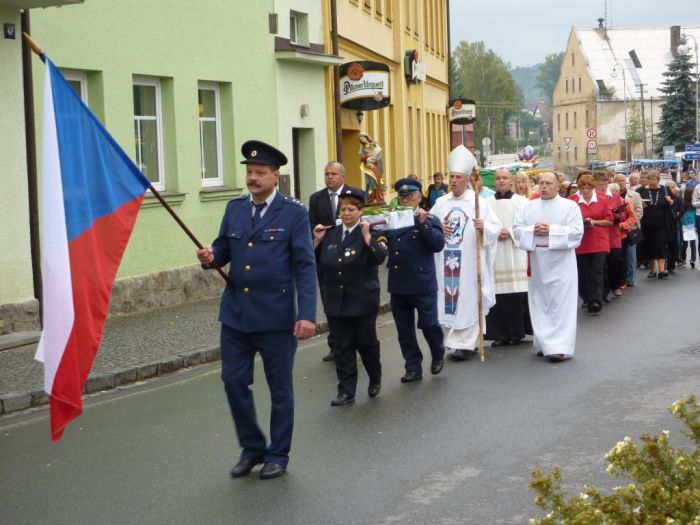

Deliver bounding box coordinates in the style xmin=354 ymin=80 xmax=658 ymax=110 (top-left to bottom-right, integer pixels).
xmin=447 ymin=145 xmax=476 ymax=175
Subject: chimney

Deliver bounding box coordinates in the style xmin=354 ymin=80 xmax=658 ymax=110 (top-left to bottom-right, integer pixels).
xmin=671 ymin=25 xmax=681 ymax=57
xmin=597 ymin=18 xmax=604 ymax=29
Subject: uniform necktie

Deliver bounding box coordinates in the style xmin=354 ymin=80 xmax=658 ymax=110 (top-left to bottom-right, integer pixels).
xmin=330 ymin=192 xmax=338 ymax=217
xmin=252 ymin=202 xmax=267 ymax=227
xmin=343 ymin=229 xmax=350 ymax=242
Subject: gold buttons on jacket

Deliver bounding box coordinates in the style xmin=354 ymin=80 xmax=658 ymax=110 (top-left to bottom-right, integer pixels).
xmin=243 ymin=287 xmax=250 ymax=293
xmin=244 ymin=265 xmax=251 ymax=270
xmin=248 ymin=242 xmax=253 ymax=248
xmin=395 ymin=251 xmax=399 ymax=255
xmin=338 ymin=271 xmax=342 ymax=275
xmin=394 ymin=265 xmax=398 ymax=269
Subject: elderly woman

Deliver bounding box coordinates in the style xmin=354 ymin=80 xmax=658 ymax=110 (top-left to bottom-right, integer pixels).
xmin=569 ymin=173 xmax=612 ymax=313
xmin=637 ymin=171 xmax=673 ymax=279
xmin=313 ymin=188 xmax=386 ymax=406
xmin=665 ymin=180 xmax=684 ymax=272
xmin=608 ymin=182 xmax=637 ymax=295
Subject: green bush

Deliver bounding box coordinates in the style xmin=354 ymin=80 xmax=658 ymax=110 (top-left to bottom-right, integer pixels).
xmin=529 ymin=395 xmax=700 ymax=524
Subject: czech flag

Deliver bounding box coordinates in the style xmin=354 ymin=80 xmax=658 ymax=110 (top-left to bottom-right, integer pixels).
xmin=36 ymin=58 xmax=150 ymax=441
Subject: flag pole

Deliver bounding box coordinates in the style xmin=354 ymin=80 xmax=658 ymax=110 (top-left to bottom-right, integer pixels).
xmin=23 ymin=32 xmax=235 ymax=290
xmin=471 ymin=167 xmax=485 ymax=362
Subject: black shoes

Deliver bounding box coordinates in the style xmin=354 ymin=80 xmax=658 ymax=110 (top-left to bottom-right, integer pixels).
xmin=322 ymin=351 xmax=335 ymax=362
xmin=368 ymin=383 xmax=381 ymax=398
xmin=260 ymin=462 xmax=286 ymax=479
xmin=491 ymin=340 xmax=509 ymax=347
xmin=647 ymin=271 xmax=657 ymax=278
xmin=587 ymin=301 xmax=602 ymax=314
xmin=230 ymin=458 xmax=262 ymax=478
xmin=330 ymin=393 xmax=355 ymax=406
xmin=430 ymin=359 xmax=444 ymax=375
xmin=658 ymin=271 xmax=669 ymax=279
xmin=401 ymin=370 xmax=423 ymax=383
xmin=546 ymin=354 xmax=566 ymax=363
xmin=449 ymin=349 xmax=470 ymax=361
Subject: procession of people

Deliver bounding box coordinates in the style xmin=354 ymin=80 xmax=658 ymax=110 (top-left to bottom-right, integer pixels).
xmin=196 ymin=139 xmax=698 ymax=480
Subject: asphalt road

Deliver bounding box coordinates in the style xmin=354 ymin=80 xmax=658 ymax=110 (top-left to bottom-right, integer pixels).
xmin=2 ymin=269 xmax=699 ymax=524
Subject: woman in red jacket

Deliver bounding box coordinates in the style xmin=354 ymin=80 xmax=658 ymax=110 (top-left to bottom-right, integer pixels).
xmin=570 ymin=173 xmax=613 ymax=314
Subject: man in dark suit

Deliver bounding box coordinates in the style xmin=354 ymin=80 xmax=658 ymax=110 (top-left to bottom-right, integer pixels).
xmin=308 ymin=161 xmax=361 ymax=362
xmin=385 ymin=178 xmax=446 ymax=382
xmin=196 ymin=140 xmax=316 ymax=480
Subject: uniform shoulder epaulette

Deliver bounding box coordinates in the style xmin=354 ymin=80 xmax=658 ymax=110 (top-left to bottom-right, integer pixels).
xmin=233 ymin=193 xmax=250 ymax=201
xmin=283 ymin=195 xmax=305 ymax=207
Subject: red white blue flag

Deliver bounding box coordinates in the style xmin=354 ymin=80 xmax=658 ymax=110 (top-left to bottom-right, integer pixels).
xmin=36 ymin=58 xmax=150 ymax=441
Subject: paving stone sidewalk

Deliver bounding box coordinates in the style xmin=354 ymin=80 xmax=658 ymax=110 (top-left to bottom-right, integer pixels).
xmin=0 ymin=268 xmax=391 ymax=415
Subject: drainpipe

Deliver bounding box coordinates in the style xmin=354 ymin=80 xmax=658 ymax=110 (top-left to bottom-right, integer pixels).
xmin=21 ymin=9 xmax=43 ymax=323
xmin=330 ymin=0 xmax=343 ymax=163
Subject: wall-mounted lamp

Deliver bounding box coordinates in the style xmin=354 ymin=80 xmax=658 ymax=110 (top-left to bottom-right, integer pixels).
xmin=356 ymin=110 xmax=364 ymax=124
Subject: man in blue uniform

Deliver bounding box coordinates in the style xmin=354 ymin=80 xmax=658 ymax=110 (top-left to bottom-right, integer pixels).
xmin=385 ymin=178 xmax=446 ymax=382
xmin=196 ymin=140 xmax=316 ymax=480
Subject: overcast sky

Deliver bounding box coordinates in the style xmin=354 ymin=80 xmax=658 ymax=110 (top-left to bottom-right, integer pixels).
xmin=450 ymin=0 xmax=700 ymax=68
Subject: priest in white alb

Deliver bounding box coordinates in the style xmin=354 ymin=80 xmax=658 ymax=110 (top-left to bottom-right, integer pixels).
xmin=430 ymin=146 xmax=501 ymax=361
xmin=512 ymin=172 xmax=584 ymax=362
xmin=484 ymin=168 xmax=532 ymax=347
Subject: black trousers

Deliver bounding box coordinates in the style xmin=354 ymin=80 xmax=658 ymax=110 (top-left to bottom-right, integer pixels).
xmin=327 ymin=314 xmax=381 ymax=396
xmin=577 ymin=252 xmax=606 ymax=305
xmin=607 ymin=247 xmax=625 ymax=291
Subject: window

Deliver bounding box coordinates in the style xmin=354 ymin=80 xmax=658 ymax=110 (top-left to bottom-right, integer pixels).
xmin=198 ymin=83 xmax=223 ymax=187
xmin=578 ymin=77 xmax=582 ymax=91
xmin=385 ymin=0 xmax=393 ymax=23
xmin=63 ymin=70 xmax=88 ymax=103
xmin=571 ymin=52 xmax=575 ymax=66
xmin=557 ymin=113 xmax=561 ymax=131
xmin=565 ymin=112 xmax=569 ymax=130
xmin=413 ymin=0 xmax=419 ymax=35
xmin=405 ymin=0 xmax=410 ymax=31
xmin=574 ymin=111 xmax=577 ymax=129
xmin=290 ymin=12 xmax=298 ymax=43
xmin=571 ymin=78 xmax=575 ymax=93
xmin=363 ymin=0 xmax=372 ymax=12
xmin=133 ymin=77 xmax=164 ymax=190
xmin=585 ymin=109 xmax=589 ymax=128
xmin=575 ymin=146 xmax=578 ymax=160
xmin=565 ymin=80 xmax=568 ymax=93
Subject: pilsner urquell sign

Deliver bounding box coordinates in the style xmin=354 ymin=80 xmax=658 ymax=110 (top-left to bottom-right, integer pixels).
xmin=339 ymin=61 xmax=391 ymax=111
xmin=448 ymin=98 xmax=476 ymax=125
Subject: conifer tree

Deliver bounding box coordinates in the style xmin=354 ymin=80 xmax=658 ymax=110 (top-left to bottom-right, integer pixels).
xmin=656 ymin=41 xmax=697 ymax=155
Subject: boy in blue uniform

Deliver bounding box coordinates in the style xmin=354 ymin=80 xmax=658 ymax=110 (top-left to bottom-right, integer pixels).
xmin=385 ymin=178 xmax=446 ymax=382
xmin=196 ymin=140 xmax=316 ymax=480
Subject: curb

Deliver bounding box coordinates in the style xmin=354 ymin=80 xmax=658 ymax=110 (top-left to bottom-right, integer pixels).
xmin=0 ymin=302 xmax=393 ymax=416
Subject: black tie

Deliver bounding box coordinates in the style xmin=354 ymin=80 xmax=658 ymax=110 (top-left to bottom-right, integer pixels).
xmin=252 ymin=202 xmax=266 ymax=227
xmin=343 ymin=229 xmax=350 ymax=242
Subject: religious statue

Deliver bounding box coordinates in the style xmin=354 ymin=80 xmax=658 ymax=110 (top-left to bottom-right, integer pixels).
xmin=359 ymin=132 xmax=385 ymax=204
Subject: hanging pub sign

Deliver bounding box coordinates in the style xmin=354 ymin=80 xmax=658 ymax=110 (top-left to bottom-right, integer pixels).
xmin=448 ymin=98 xmax=476 ymax=125
xmin=339 ymin=61 xmax=391 ymax=110
xmin=404 ymin=50 xmax=426 ymax=83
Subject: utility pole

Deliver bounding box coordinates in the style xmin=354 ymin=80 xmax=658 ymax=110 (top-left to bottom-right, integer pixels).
xmin=649 ymin=95 xmax=654 ymax=158
xmin=638 ymin=83 xmax=648 ymax=158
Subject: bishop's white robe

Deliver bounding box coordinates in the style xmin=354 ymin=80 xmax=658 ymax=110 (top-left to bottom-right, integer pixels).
xmin=430 ymin=190 xmax=501 ymax=350
xmin=512 ymin=195 xmax=584 ymax=357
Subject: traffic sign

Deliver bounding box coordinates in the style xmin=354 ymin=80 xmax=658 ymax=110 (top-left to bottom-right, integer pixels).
xmin=587 ymin=139 xmax=598 ymax=150
xmin=482 ymin=137 xmax=491 ymax=146
xmin=685 ymin=143 xmax=700 ymax=152
xmin=685 ymin=152 xmax=700 ymax=160
xmin=586 ymin=128 xmax=597 ymax=139
xmin=564 ymin=136 xmax=572 ymax=145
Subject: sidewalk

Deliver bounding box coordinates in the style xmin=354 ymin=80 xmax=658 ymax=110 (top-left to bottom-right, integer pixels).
xmin=0 ymin=267 xmax=391 ymax=415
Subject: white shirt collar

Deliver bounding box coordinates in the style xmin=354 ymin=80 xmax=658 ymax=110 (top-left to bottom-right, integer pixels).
xmin=576 ymin=190 xmax=598 ymax=205
xmin=328 ymin=185 xmax=344 ymax=196
xmin=342 ymin=221 xmax=360 ymax=236
xmin=251 ymin=189 xmax=277 ymax=208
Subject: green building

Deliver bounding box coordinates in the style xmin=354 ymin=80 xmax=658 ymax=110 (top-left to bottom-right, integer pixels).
xmin=1 ymin=0 xmax=338 ymax=334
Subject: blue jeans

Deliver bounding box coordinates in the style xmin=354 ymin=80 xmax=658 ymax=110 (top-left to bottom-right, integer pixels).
xmin=626 ymin=243 xmax=637 ymax=285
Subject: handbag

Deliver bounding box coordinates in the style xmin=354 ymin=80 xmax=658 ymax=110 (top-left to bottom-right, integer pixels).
xmin=627 ymin=227 xmax=644 ymax=245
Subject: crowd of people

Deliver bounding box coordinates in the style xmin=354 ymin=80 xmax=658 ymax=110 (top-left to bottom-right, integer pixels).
xmin=195 ymin=139 xmax=699 ymax=480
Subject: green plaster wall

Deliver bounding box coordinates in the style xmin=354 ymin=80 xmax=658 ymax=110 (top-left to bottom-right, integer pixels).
xmin=0 ymin=7 xmax=35 ymax=305
xmin=30 ymin=0 xmax=282 ymax=279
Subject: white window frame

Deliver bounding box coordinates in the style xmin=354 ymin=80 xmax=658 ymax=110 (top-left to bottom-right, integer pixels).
xmin=62 ymin=70 xmax=88 ymax=104
xmin=133 ymin=76 xmax=165 ymax=191
xmin=198 ymin=82 xmax=224 ymax=187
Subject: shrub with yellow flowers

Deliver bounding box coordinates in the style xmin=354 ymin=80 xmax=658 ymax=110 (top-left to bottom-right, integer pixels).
xmin=529 ymin=395 xmax=700 ymax=524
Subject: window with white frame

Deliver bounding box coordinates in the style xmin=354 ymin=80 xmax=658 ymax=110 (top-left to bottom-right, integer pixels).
xmin=198 ymin=83 xmax=223 ymax=187
xmin=63 ymin=70 xmax=88 ymax=104
xmin=133 ymin=77 xmax=164 ymax=190
xmin=290 ymin=12 xmax=299 ymax=44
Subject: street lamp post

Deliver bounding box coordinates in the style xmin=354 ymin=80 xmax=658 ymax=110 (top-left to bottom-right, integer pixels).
xmin=612 ymin=63 xmax=628 ymax=163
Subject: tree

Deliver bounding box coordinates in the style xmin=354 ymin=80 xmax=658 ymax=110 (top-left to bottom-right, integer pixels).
xmin=451 ymin=40 xmax=522 ymax=155
xmin=535 ymin=52 xmax=565 ymax=104
xmin=626 ymin=102 xmax=652 ymax=146
xmin=656 ymin=41 xmax=697 ymax=155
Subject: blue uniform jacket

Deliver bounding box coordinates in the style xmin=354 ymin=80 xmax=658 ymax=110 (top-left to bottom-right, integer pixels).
xmin=316 ymin=225 xmax=386 ymax=317
xmin=211 ymin=192 xmax=317 ymax=332
xmin=385 ymin=214 xmax=445 ymax=295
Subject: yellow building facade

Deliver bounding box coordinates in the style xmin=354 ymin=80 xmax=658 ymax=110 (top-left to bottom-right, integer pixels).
xmin=323 ymin=0 xmax=450 ymax=198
